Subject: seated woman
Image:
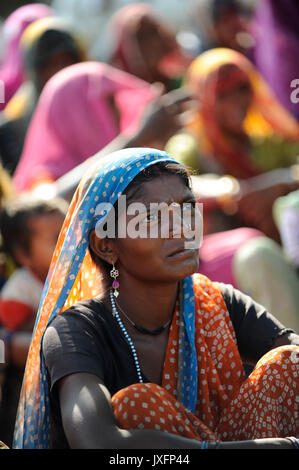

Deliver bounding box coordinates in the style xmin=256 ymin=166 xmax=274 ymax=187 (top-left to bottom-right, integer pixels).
xmin=0 ymin=3 xmax=53 ymax=112
xmin=183 ymin=47 xmax=299 ymax=177
xmin=12 ymin=61 xmax=156 ymax=192
xmin=13 ymin=148 xmax=299 ymax=449
xmin=107 ymin=2 xmax=189 ymax=93
xmin=171 ymin=48 xmax=299 ymax=240
xmin=0 ymin=16 xmax=86 ymax=175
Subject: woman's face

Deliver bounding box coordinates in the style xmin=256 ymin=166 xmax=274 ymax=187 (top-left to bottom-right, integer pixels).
xmin=22 ymin=211 xmax=65 ymax=282
xmin=109 ymin=173 xmax=201 ymax=284
xmin=213 ymin=7 xmax=252 ymax=53
xmin=38 ymin=50 xmax=79 ymax=90
xmin=135 ymin=17 xmax=177 ymax=79
xmin=212 ymin=64 xmax=253 ymax=135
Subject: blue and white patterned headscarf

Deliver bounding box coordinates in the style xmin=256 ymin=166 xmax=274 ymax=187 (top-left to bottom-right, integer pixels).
xmin=13 ymin=147 xmax=198 ymax=448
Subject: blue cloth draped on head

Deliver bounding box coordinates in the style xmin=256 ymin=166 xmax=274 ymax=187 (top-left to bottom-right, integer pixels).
xmin=13 ymin=147 xmax=198 ymax=449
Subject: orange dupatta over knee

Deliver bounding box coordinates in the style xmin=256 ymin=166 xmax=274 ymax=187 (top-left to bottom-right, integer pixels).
xmin=112 ymin=274 xmax=299 ymax=441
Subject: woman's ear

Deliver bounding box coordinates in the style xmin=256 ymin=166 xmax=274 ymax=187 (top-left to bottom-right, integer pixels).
xmin=89 ymin=229 xmax=117 ymax=265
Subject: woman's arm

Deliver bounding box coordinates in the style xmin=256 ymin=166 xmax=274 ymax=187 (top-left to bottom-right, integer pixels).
xmin=55 ymin=88 xmax=193 ymax=201
xmin=58 ymin=372 xmax=204 ymax=449
xmin=58 ymin=372 xmax=294 ymax=449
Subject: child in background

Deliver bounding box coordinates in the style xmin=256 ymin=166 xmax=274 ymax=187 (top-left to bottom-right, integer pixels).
xmin=0 ymin=196 xmax=68 ymax=332
xmin=0 ymin=195 xmax=68 ymax=447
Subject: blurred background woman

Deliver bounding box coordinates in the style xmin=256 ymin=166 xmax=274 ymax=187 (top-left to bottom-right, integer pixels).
xmin=0 ymin=16 xmax=86 ymax=175
xmin=0 ymin=3 xmax=53 ymax=112
xmin=107 ymin=2 xmax=190 ymax=93
xmin=12 ymin=61 xmax=157 ymax=191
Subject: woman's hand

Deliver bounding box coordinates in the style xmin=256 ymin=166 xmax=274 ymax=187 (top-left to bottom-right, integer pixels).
xmin=237 ymin=183 xmax=297 ymax=241
xmin=130 ymin=87 xmax=195 ymax=149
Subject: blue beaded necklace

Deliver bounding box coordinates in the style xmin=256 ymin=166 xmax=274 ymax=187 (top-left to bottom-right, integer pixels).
xmin=110 ymin=289 xmax=143 ymax=383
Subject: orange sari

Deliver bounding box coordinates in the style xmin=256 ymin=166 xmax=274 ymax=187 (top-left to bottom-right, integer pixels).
xmin=185 ymin=48 xmax=299 ymax=179
xmin=113 ymin=274 xmax=299 ymax=441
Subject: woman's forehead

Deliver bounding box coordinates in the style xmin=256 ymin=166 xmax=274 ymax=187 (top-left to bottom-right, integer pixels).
xmin=128 ymin=173 xmax=194 ymax=205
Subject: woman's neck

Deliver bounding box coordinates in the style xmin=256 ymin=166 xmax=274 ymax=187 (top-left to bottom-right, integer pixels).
xmin=104 ymin=275 xmax=179 ymax=332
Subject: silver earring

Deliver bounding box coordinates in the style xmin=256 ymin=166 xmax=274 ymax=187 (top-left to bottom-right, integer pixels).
xmin=110 ymin=263 xmax=119 ymax=297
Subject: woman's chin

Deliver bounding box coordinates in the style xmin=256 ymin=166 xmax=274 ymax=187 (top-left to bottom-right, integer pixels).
xmin=166 ymin=252 xmax=199 ymax=279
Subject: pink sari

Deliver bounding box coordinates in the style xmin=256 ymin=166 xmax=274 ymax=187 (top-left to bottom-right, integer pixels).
xmin=13 ymin=61 xmax=156 ymax=191
xmin=0 ymin=3 xmax=53 ymax=111
xmin=198 ymin=227 xmax=264 ymax=286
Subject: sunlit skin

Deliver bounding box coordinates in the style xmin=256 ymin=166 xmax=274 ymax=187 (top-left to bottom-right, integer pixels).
xmin=89 ymin=173 xmax=200 ymax=384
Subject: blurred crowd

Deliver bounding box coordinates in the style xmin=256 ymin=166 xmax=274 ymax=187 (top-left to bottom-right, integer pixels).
xmin=0 ymin=0 xmax=298 ymax=448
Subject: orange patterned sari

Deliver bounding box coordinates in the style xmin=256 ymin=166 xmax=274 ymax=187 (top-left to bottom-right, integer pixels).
xmin=112 ymin=274 xmax=299 ymax=441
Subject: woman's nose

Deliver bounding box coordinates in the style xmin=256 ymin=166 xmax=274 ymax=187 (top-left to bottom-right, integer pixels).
xmin=167 ymin=202 xmax=191 ymax=238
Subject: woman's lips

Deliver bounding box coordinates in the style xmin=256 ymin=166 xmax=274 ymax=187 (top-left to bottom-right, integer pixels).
xmin=167 ymin=247 xmax=197 ymax=258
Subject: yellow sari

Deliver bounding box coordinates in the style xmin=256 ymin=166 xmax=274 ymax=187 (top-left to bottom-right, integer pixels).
xmin=185 ymin=48 xmax=299 ymax=179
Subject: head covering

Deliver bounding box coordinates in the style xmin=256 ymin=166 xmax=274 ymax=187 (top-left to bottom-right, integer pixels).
xmin=185 ymin=47 xmax=299 ymax=179
xmin=107 ymin=2 xmax=187 ymax=85
xmin=23 ymin=16 xmax=86 ymax=91
xmin=4 ymin=16 xmax=87 ymax=120
xmin=0 ymin=3 xmax=53 ymax=111
xmin=0 ymin=162 xmax=14 ymax=204
xmin=13 ymin=61 xmax=156 ymax=192
xmin=252 ymin=0 xmax=299 ymax=120
xmin=13 ymin=147 xmax=198 ymax=448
